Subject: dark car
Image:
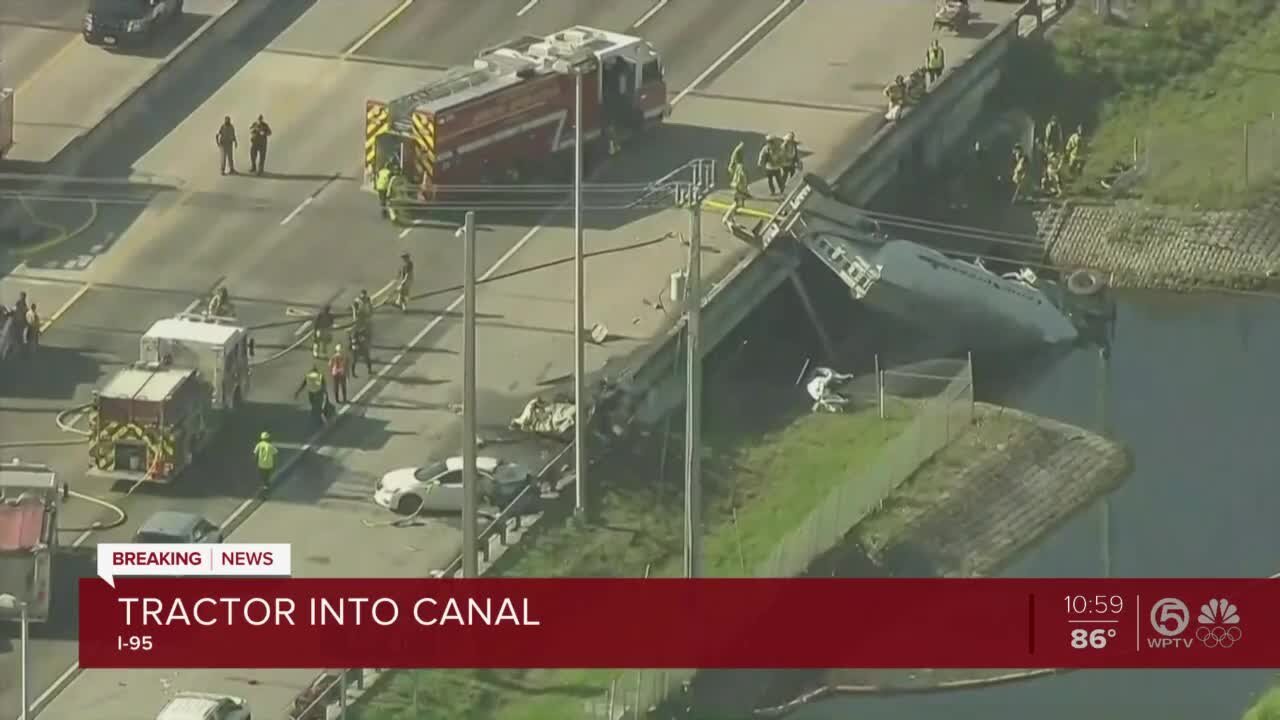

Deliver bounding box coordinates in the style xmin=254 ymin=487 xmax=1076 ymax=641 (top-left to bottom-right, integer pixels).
xmin=134 ymin=511 xmax=223 ymax=544
xmin=83 ymin=0 xmax=184 ymax=48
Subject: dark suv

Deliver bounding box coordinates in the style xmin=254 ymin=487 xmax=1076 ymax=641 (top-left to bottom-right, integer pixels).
xmin=83 ymin=0 xmax=184 ymax=47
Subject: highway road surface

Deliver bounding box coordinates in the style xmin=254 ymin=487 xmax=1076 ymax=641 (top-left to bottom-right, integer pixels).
xmin=1 ymin=0 xmax=236 ymax=166
xmin=3 ymin=0 xmax=1018 ymax=717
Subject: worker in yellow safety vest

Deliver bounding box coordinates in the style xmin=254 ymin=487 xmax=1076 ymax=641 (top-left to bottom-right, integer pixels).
xmin=757 ymin=135 xmax=785 ymax=195
xmin=925 ymin=39 xmax=945 ymax=85
xmin=727 ymin=141 xmax=745 ymax=185
xmin=884 ymin=76 xmax=907 ymax=121
xmin=253 ymin=431 xmax=277 ymax=488
xmin=1064 ymin=125 xmax=1084 ymax=176
xmin=294 ymin=366 xmax=328 ymax=426
xmin=1043 ymin=115 xmax=1063 ymax=155
xmin=722 ymin=163 xmax=750 ymax=230
xmin=374 ymin=163 xmax=395 ymax=217
xmin=385 ymin=170 xmax=408 ymax=222
xmin=1011 ymin=144 xmax=1028 ymax=203
xmin=1042 ymin=151 xmax=1063 ymax=197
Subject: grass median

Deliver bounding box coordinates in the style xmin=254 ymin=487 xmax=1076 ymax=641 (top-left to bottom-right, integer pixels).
xmin=1244 ymin=681 xmax=1280 ymax=720
xmin=1010 ymin=0 xmax=1280 ymax=207
xmin=354 ymin=398 xmax=912 ymax=720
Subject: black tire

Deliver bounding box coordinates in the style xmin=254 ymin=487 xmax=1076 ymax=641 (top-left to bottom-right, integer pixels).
xmin=396 ymin=495 xmax=423 ymax=515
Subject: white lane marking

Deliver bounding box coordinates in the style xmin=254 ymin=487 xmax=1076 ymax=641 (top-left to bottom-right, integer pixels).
xmin=28 ymin=7 xmax=795 ymax=713
xmin=217 ymin=221 xmax=543 ymax=533
xmin=633 ymin=0 xmax=669 ymax=28
xmin=516 ymin=0 xmax=540 ymax=17
xmin=30 ymin=662 xmax=80 ymax=716
xmin=221 ymin=0 xmax=783 ymax=527
xmin=40 ymin=283 xmax=91 ymax=332
xmin=344 ymin=0 xmax=415 ymax=56
xmin=280 ymin=196 xmax=314 ymax=225
xmin=399 ymin=227 xmax=413 ymax=239
xmin=670 ymin=0 xmax=793 ymax=107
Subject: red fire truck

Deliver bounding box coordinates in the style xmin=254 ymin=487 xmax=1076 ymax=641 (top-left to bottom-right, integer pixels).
xmin=0 ymin=461 xmax=61 ymax=623
xmin=364 ymin=25 xmax=668 ymax=209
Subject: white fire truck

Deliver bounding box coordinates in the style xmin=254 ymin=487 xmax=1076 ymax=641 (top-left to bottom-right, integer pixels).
xmin=88 ymin=313 xmax=252 ymax=483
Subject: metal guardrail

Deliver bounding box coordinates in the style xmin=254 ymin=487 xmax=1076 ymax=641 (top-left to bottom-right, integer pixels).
xmin=285 ymin=441 xmax=573 ymax=717
xmin=440 ymin=441 xmax=572 ymax=577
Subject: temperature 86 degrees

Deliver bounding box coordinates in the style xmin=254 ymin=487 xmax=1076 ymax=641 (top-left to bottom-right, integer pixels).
xmin=1070 ymin=628 xmax=1116 ymax=650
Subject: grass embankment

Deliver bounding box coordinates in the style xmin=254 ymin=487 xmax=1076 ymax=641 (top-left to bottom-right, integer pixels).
xmin=853 ymin=408 xmax=1024 ymax=559
xmin=1245 ymin=682 xmax=1280 ymax=720
xmin=1009 ymin=0 xmax=1280 ymax=207
xmin=355 ymin=405 xmax=911 ymax=720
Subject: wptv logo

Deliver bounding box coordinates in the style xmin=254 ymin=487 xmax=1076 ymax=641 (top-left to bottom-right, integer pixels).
xmin=1147 ymin=598 xmax=1242 ymax=649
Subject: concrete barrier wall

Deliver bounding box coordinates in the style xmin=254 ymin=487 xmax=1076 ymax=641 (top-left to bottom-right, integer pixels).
xmin=832 ymin=18 xmax=1020 ymax=207
xmin=626 ymin=11 xmax=1025 ymax=424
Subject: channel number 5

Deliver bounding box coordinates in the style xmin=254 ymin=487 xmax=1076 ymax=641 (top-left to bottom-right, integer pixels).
xmin=1070 ymin=628 xmax=1114 ymax=649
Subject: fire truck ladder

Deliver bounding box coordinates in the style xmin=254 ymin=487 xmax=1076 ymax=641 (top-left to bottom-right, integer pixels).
xmin=794 ymin=221 xmax=881 ymax=300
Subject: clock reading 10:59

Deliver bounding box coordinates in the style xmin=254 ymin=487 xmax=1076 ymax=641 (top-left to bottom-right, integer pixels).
xmin=1064 ymin=595 xmax=1124 ymax=615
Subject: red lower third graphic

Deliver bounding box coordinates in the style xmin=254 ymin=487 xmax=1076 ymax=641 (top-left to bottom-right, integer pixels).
xmin=77 ymin=578 xmax=1280 ymax=669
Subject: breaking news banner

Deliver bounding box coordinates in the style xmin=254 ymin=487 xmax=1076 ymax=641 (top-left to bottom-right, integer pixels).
xmin=78 ymin=576 xmax=1280 ymax=669
xmin=95 ymin=543 xmax=292 ymax=586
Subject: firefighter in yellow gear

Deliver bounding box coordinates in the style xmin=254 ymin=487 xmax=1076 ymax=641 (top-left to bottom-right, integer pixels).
xmin=906 ymin=69 xmax=927 ymax=104
xmin=884 ymin=76 xmax=907 ymax=121
xmin=727 ymin=141 xmax=745 ymax=185
xmin=1064 ymin=125 xmax=1084 ymax=176
xmin=311 ymin=304 xmax=334 ymax=359
xmin=1043 ymin=115 xmax=1063 ymax=155
xmin=1011 ymin=145 xmax=1028 ymax=201
xmin=394 ymin=252 xmax=414 ymax=312
xmin=1042 ymin=152 xmax=1063 ymax=197
xmin=374 ymin=164 xmax=394 ymax=217
xmin=722 ymin=164 xmax=750 ymax=230
xmin=385 ymin=170 xmax=407 ymax=223
xmin=757 ymin=135 xmax=785 ymax=195
xmin=294 ymin=366 xmax=328 ymax=426
xmin=351 ymin=289 xmax=373 ymax=326
xmin=206 ymin=286 xmax=234 ymax=318
xmin=779 ymin=132 xmax=802 ymax=188
xmin=925 ymin=39 xmax=945 ymax=85
xmin=253 ymin=431 xmax=277 ymax=488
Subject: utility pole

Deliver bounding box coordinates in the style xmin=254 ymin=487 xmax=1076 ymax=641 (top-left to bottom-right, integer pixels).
xmin=461 ymin=211 xmax=479 ymax=578
xmin=683 ymin=166 xmax=710 ymax=580
xmin=1096 ymin=343 xmax=1112 ymax=578
xmin=573 ymin=66 xmax=588 ymax=518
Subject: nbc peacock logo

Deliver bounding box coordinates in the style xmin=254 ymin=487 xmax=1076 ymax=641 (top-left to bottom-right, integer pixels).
xmin=1194 ymin=599 xmax=1242 ymax=649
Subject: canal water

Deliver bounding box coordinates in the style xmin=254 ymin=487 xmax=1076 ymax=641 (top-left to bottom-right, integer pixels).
xmin=789 ymin=290 xmax=1280 ymax=719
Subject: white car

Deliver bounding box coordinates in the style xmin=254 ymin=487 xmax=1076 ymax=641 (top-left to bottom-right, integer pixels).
xmin=374 ymin=456 xmax=534 ymax=515
xmin=156 ymin=692 xmax=251 ymax=720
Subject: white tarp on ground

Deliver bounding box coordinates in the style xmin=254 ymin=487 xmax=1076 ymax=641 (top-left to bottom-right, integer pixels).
xmin=510 ymin=397 xmax=576 ymax=437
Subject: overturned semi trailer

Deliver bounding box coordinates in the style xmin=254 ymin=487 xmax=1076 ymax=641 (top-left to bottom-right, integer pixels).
xmin=761 ymin=176 xmax=1091 ymax=351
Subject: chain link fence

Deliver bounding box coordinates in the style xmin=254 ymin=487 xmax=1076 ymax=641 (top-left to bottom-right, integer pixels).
xmin=299 ymin=359 xmax=975 ymax=720
xmin=592 ymin=357 xmax=975 ymax=720
xmin=1134 ymin=114 xmax=1280 ymax=201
